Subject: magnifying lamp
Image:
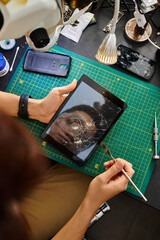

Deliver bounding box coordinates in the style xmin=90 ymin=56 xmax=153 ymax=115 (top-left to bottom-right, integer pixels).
xmin=95 ymin=0 xmax=120 ymax=65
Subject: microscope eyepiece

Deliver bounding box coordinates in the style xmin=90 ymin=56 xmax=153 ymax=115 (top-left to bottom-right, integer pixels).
xmin=0 ymin=11 xmax=4 ymax=31
xmin=30 ymin=28 xmax=50 ymax=48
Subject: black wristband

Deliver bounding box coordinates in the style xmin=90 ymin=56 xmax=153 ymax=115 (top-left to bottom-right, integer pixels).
xmin=18 ymin=94 xmax=32 ymax=119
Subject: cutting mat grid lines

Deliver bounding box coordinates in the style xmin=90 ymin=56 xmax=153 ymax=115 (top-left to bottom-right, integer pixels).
xmin=6 ymin=46 xmax=160 ymax=198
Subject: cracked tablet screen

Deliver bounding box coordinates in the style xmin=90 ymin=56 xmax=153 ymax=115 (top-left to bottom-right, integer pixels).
xmin=47 ymin=82 xmax=121 ymax=161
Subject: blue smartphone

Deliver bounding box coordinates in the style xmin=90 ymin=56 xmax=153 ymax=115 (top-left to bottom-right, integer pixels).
xmin=23 ymin=49 xmax=71 ymax=77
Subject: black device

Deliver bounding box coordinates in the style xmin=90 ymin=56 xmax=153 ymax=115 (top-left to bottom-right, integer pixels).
xmin=41 ymin=75 xmax=127 ymax=166
xmin=151 ymin=8 xmax=160 ymax=29
xmin=23 ymin=49 xmax=71 ymax=77
xmin=117 ymin=44 xmax=156 ymax=80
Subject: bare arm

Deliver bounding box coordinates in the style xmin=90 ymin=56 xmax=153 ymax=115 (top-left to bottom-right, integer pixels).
xmin=0 ymin=91 xmax=20 ymax=117
xmin=0 ymin=79 xmax=77 ymax=122
xmin=52 ymin=159 xmax=135 ymax=240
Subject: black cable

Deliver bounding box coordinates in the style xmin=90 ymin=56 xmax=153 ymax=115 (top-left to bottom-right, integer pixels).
xmin=145 ymin=6 xmax=160 ymax=27
xmin=101 ymin=0 xmax=112 ymax=8
xmin=121 ymin=0 xmax=131 ymax=12
xmin=91 ymin=0 xmax=105 ymax=12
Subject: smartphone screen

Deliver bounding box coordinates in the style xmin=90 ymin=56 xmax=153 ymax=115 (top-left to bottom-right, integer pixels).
xmin=117 ymin=44 xmax=156 ymax=80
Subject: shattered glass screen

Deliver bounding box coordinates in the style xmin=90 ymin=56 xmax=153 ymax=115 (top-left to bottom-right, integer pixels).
xmin=117 ymin=44 xmax=156 ymax=80
xmin=47 ymin=82 xmax=122 ymax=161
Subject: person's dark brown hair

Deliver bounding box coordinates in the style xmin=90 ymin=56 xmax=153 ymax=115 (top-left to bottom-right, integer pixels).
xmin=0 ymin=111 xmax=48 ymax=240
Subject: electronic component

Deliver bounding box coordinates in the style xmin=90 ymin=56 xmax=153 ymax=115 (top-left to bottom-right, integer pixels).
xmin=23 ymin=50 xmax=71 ymax=77
xmin=136 ymin=0 xmax=157 ymax=14
xmin=117 ymin=44 xmax=156 ymax=80
xmin=41 ymin=74 xmax=127 ymax=166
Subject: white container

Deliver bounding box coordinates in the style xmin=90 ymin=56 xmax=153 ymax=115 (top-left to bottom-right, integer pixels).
xmin=0 ymin=53 xmax=9 ymax=77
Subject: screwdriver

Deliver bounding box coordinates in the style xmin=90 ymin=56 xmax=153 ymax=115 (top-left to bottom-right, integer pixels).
xmin=153 ymin=112 xmax=160 ymax=160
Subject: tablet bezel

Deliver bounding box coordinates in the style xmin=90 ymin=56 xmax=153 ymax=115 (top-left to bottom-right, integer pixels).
xmin=41 ymin=74 xmax=127 ymax=166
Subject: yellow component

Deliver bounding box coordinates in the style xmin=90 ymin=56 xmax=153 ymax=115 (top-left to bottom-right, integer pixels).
xmin=70 ymin=0 xmax=77 ymax=9
xmin=0 ymin=0 xmax=28 ymax=4
xmin=95 ymin=164 xmax=99 ymax=169
xmin=42 ymin=141 xmax=46 ymax=147
xmin=15 ymin=0 xmax=28 ymax=2
xmin=0 ymin=0 xmax=11 ymax=4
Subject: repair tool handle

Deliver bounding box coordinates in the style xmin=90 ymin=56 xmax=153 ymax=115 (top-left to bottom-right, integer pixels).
xmin=100 ymin=142 xmax=147 ymax=201
xmin=121 ymin=168 xmax=147 ymax=201
xmin=111 ymin=154 xmax=147 ymax=202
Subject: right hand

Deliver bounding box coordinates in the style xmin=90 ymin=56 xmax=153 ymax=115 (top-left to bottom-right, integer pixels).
xmin=84 ymin=158 xmax=135 ymax=210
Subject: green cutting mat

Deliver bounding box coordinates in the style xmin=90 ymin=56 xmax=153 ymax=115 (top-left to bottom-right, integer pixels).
xmin=6 ymin=45 xmax=160 ymax=198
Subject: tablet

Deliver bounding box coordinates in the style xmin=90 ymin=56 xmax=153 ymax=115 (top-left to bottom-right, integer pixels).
xmin=41 ymin=75 xmax=127 ymax=166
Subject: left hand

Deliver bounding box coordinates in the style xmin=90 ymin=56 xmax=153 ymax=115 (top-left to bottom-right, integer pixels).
xmin=28 ymin=79 xmax=77 ymax=123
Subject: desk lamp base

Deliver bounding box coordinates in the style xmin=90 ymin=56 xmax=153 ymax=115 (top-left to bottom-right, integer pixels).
xmin=125 ymin=18 xmax=152 ymax=43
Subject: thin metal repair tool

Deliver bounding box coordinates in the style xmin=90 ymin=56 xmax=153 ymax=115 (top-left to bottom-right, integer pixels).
xmin=10 ymin=46 xmax=20 ymax=72
xmin=100 ymin=142 xmax=147 ymax=202
xmin=153 ymin=112 xmax=160 ymax=160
